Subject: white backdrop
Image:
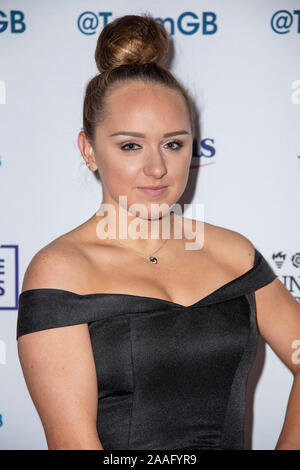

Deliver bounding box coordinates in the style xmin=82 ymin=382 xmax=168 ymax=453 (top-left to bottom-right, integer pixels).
xmin=0 ymin=0 xmax=299 ymax=450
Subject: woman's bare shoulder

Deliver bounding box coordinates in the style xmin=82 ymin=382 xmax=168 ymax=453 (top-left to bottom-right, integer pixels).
xmin=187 ymin=218 xmax=256 ymax=273
xmin=20 ymin=233 xmax=91 ymax=294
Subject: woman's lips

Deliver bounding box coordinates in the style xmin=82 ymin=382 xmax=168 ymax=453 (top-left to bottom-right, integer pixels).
xmin=138 ymin=186 xmax=168 ymax=196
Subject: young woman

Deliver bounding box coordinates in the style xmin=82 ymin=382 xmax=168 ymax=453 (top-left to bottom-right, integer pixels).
xmin=17 ymin=14 xmax=300 ymax=450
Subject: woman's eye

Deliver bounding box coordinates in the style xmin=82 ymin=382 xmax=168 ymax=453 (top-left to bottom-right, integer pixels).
xmin=164 ymin=140 xmax=183 ymax=150
xmin=121 ymin=143 xmax=140 ymax=151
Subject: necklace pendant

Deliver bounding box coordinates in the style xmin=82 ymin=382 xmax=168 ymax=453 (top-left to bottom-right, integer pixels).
xmin=149 ymin=256 xmax=158 ymax=264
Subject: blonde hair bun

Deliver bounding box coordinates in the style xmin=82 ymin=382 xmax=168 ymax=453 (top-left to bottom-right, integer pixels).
xmin=94 ymin=13 xmax=170 ymax=73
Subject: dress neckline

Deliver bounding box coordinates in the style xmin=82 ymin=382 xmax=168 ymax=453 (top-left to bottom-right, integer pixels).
xmin=19 ymin=248 xmax=262 ymax=309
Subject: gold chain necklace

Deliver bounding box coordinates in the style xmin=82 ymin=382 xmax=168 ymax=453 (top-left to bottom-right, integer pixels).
xmin=92 ymin=213 xmax=169 ymax=264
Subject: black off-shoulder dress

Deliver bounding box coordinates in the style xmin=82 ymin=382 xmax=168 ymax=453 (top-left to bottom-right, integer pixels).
xmin=16 ymin=247 xmax=277 ymax=450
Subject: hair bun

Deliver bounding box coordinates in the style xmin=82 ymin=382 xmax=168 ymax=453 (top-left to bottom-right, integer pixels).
xmin=95 ymin=14 xmax=170 ymax=73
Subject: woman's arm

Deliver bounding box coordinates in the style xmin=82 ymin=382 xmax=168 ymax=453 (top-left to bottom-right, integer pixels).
xmin=17 ymin=246 xmax=104 ymax=450
xmin=18 ymin=323 xmax=103 ymax=450
xmin=255 ymin=276 xmax=300 ymax=450
xmin=18 ymin=323 xmax=104 ymax=450
xmin=275 ymin=373 xmax=300 ymax=450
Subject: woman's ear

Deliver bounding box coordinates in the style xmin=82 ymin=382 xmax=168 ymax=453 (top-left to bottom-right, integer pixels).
xmin=77 ymin=131 xmax=98 ymax=171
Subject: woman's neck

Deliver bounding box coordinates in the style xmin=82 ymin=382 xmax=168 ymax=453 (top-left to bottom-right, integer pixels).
xmin=92 ymin=203 xmax=178 ymax=253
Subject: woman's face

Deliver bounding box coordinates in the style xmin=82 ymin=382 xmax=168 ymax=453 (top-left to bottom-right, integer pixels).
xmin=82 ymin=81 xmax=193 ymax=220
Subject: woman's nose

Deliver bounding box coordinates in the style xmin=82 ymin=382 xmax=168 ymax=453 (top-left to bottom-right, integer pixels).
xmin=143 ymin=151 xmax=168 ymax=178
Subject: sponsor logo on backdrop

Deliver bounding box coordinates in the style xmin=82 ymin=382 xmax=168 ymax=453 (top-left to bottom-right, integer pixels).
xmin=0 ymin=10 xmax=25 ymax=33
xmin=271 ymin=10 xmax=300 ymax=34
xmin=77 ymin=11 xmax=218 ymax=36
xmin=272 ymin=251 xmax=286 ymax=269
xmin=272 ymin=251 xmax=300 ymax=302
xmin=190 ymin=138 xmax=216 ymax=169
xmin=291 ymin=253 xmax=300 ymax=268
xmin=0 ymin=245 xmax=19 ymax=310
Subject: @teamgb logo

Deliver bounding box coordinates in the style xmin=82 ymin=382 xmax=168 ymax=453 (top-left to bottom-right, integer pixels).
xmin=77 ymin=11 xmax=218 ymax=36
xmin=77 ymin=11 xmax=112 ymax=35
xmin=271 ymin=10 xmax=300 ymax=34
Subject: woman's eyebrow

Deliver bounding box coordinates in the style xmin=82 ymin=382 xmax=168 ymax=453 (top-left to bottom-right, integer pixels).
xmin=108 ymin=130 xmax=190 ymax=138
